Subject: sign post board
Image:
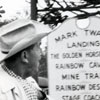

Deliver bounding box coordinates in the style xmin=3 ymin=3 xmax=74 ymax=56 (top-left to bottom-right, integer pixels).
xmin=48 ymin=16 xmax=100 ymax=100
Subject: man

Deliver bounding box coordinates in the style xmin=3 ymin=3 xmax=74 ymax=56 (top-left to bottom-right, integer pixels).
xmin=0 ymin=19 xmax=52 ymax=100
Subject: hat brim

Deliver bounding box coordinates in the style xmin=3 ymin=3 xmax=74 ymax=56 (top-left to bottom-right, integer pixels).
xmin=0 ymin=32 xmax=50 ymax=63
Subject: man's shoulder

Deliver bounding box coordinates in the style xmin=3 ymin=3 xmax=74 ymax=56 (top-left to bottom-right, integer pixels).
xmin=0 ymin=67 xmax=15 ymax=93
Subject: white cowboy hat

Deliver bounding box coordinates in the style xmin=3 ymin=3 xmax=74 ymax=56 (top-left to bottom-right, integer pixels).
xmin=0 ymin=19 xmax=52 ymax=63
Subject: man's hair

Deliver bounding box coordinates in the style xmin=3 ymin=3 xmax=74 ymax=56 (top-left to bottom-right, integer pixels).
xmin=4 ymin=44 xmax=35 ymax=69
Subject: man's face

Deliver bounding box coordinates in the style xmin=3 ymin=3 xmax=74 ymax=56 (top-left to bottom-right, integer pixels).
xmin=27 ymin=41 xmax=42 ymax=74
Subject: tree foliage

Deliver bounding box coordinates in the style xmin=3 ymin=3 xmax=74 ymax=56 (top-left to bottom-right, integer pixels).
xmin=37 ymin=0 xmax=100 ymax=27
xmin=0 ymin=6 xmax=8 ymax=27
xmin=0 ymin=6 xmax=5 ymax=17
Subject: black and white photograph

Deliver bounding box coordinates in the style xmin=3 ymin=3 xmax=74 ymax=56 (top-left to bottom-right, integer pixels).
xmin=0 ymin=0 xmax=100 ymax=100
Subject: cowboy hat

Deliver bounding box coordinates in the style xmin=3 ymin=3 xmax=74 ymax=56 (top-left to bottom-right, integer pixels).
xmin=0 ymin=19 xmax=52 ymax=63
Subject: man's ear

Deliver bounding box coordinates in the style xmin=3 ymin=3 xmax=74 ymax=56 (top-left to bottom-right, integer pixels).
xmin=21 ymin=51 xmax=29 ymax=63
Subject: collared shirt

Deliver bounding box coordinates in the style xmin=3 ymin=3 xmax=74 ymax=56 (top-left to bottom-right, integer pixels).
xmin=2 ymin=65 xmax=38 ymax=100
xmin=1 ymin=65 xmax=49 ymax=100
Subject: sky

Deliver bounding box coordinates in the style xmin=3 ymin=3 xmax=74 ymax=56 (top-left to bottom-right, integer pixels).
xmin=0 ymin=0 xmax=30 ymax=20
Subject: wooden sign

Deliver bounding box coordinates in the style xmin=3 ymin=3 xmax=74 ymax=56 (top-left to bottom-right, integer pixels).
xmin=48 ymin=16 xmax=100 ymax=100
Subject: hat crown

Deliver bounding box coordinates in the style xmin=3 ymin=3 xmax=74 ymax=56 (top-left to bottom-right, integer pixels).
xmin=0 ymin=19 xmax=35 ymax=52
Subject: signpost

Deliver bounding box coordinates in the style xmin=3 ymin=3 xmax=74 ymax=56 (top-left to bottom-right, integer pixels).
xmin=48 ymin=16 xmax=100 ymax=100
